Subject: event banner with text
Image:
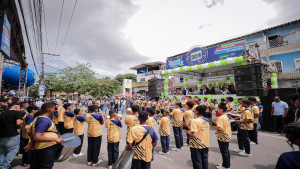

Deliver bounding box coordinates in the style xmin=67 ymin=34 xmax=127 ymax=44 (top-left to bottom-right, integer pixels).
xmin=166 ymin=39 xmax=245 ymax=70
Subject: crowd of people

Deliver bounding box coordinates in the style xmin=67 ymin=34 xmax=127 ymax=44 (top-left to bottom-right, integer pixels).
xmin=170 ymin=83 xmax=237 ymax=95
xmin=0 ymin=93 xmax=299 ymax=169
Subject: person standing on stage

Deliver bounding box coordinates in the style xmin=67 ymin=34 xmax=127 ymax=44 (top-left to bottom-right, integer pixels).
xmin=21 ymin=106 xmax=38 ymax=167
xmin=73 ymin=109 xmax=86 ymax=157
xmin=183 ymin=101 xmax=194 ymax=146
xmin=235 ymin=100 xmax=253 ymax=157
xmin=214 ymin=103 xmax=231 ymax=169
xmin=63 ymin=103 xmax=75 ymax=134
xmin=170 ymin=102 xmax=184 ymax=151
xmin=57 ymin=100 xmax=68 ymax=135
xmin=184 ymin=105 xmax=210 ymax=169
xmin=126 ymin=111 xmax=158 ymax=169
xmin=27 ymin=102 xmax=64 ymax=169
xmin=85 ymin=105 xmax=104 ymax=166
xmin=248 ymin=97 xmax=259 ymax=145
xmin=105 ymin=109 xmax=122 ymax=169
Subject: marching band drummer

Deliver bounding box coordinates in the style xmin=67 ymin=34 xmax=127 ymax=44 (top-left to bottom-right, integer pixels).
xmin=52 ymin=104 xmax=59 ymax=131
xmin=63 ymin=103 xmax=76 ymax=134
xmin=73 ymin=108 xmax=86 ymax=157
xmin=183 ymin=101 xmax=195 ymax=146
xmin=26 ymin=102 xmax=64 ymax=169
xmin=57 ymin=100 xmax=68 ymax=135
xmin=124 ymin=105 xmax=140 ymax=143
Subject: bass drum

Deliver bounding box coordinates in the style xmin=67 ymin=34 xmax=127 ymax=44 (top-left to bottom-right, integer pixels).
xmin=113 ymin=149 xmax=134 ymax=169
xmin=56 ymin=133 xmax=81 ymax=162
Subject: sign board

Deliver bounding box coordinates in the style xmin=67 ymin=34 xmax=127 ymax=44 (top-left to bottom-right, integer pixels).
xmin=0 ymin=11 xmax=11 ymax=57
xmin=166 ymin=39 xmax=246 ymax=69
xmin=133 ymin=81 xmax=148 ymax=87
xmin=123 ymin=79 xmax=132 ymax=89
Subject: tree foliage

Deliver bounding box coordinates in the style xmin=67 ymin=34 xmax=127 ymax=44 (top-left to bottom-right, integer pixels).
xmin=114 ymin=73 xmax=137 ymax=84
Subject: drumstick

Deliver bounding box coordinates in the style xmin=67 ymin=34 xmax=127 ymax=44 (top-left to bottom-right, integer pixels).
xmin=63 ymin=137 xmax=75 ymax=141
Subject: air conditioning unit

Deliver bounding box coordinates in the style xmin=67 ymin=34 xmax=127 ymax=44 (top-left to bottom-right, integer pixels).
xmin=295 ymin=58 xmax=300 ymax=70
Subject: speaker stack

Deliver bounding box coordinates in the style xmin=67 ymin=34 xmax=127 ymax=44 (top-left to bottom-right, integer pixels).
xmin=148 ymin=79 xmax=164 ymax=98
xmin=234 ymin=63 xmax=268 ymax=96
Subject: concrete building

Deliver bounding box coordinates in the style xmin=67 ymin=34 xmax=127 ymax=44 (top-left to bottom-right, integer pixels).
xmin=130 ymin=61 xmax=165 ymax=93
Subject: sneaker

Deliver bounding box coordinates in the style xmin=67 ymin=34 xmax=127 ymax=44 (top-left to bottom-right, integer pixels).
xmin=87 ymin=162 xmax=92 ymax=166
xmin=183 ymin=143 xmax=188 ymax=146
xmin=78 ymin=152 xmax=84 ymax=156
xmin=73 ymin=153 xmax=79 ymax=158
xmin=23 ymin=163 xmax=30 ymax=167
xmin=232 ymin=149 xmax=244 ymax=153
xmin=216 ymin=165 xmax=230 ymax=169
xmin=238 ymin=152 xmax=252 ymax=157
xmin=250 ymin=142 xmax=256 ymax=145
xmin=108 ymin=166 xmax=112 ymax=169
xmin=180 ymin=147 xmax=183 ymax=150
xmin=166 ymin=152 xmax=169 ymax=155
xmin=171 ymin=147 xmax=180 ymax=151
xmin=159 ymin=151 xmax=165 ymax=155
xmin=92 ymin=159 xmax=103 ymax=166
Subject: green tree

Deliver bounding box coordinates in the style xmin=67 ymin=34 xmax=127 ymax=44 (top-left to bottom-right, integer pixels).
xmin=89 ymin=77 xmax=122 ymax=97
xmin=114 ymin=73 xmax=137 ymax=84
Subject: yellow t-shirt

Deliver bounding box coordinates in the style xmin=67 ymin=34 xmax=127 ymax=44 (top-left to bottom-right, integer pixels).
xmin=125 ymin=115 xmax=140 ymax=136
xmin=205 ymin=102 xmax=211 ymax=113
xmin=152 ymin=101 xmax=157 ymax=107
xmin=86 ymin=113 xmax=103 ymax=137
xmin=183 ymin=110 xmax=194 ymax=126
xmin=141 ymin=101 xmax=146 ymax=107
xmin=115 ymin=99 xmax=119 ymax=104
xmin=192 ymin=105 xmax=198 ymax=112
xmin=127 ymin=125 xmax=158 ymax=162
xmin=147 ymin=101 xmax=152 ymax=108
xmin=57 ymin=106 xmax=65 ymax=122
xmin=73 ymin=115 xmax=85 ymax=136
xmin=105 ymin=119 xmax=122 ymax=143
xmin=239 ymin=109 xmax=254 ymax=130
xmin=159 ymin=117 xmax=170 ymax=136
xmin=170 ymin=109 xmax=183 ymax=127
xmin=156 ymin=102 xmax=161 ymax=111
xmin=146 ymin=116 xmax=157 ymax=131
xmin=189 ymin=117 xmax=210 ymax=149
xmin=64 ymin=111 xmax=75 ymax=129
xmin=226 ymin=102 xmax=233 ymax=111
xmin=215 ymin=114 xmax=232 ymax=142
xmin=251 ymin=105 xmax=260 ymax=124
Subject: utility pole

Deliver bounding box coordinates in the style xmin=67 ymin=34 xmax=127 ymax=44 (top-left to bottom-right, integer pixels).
xmin=41 ymin=53 xmax=60 ymax=83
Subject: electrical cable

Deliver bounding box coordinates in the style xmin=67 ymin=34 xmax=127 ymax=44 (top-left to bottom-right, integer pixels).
xmin=54 ymin=0 xmax=65 ymax=54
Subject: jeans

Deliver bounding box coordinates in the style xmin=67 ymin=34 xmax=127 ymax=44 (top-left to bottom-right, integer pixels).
xmin=272 ymin=115 xmax=285 ymax=133
xmin=74 ymin=134 xmax=84 ymax=154
xmin=240 ymin=129 xmax=251 ymax=154
xmin=249 ymin=123 xmax=258 ymax=144
xmin=131 ymin=159 xmax=151 ymax=169
xmin=103 ymin=108 xmax=109 ymax=116
xmin=160 ymin=136 xmax=170 ymax=153
xmin=22 ymin=139 xmax=32 ymax=165
xmin=259 ymin=115 xmax=264 ymax=131
xmin=237 ymin=126 xmax=244 ymax=150
xmin=87 ymin=136 xmax=102 ymax=163
xmin=0 ymin=135 xmax=20 ymax=169
xmin=218 ymin=140 xmax=230 ymax=168
xmin=121 ymin=104 xmax=126 ymax=114
xmin=114 ymin=104 xmax=119 ymax=112
xmin=31 ymin=144 xmax=58 ymax=169
xmin=190 ymin=147 xmax=208 ymax=169
xmin=173 ymin=126 xmax=183 ymax=148
xmin=107 ymin=142 xmax=119 ymax=166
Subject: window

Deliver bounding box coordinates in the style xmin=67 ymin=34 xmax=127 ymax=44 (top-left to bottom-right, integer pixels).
xmin=268 ymin=35 xmax=286 ymax=48
xmin=295 ymin=58 xmax=300 ymax=70
xmin=180 ymin=77 xmax=183 ymax=83
xmin=270 ymin=60 xmax=283 ymax=73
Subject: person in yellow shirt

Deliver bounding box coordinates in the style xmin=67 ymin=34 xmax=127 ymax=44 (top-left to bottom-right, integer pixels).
xmin=105 ymin=110 xmax=122 ymax=169
xmin=126 ymin=111 xmax=158 ymax=169
xmin=146 ymin=108 xmax=158 ymax=131
xmin=235 ymin=100 xmax=254 ymax=157
xmin=170 ymin=102 xmax=184 ymax=151
xmin=52 ymin=104 xmax=59 ymax=130
xmin=124 ymin=105 xmax=140 ymax=143
xmin=141 ymin=98 xmax=146 ymax=112
xmin=232 ymin=98 xmax=245 ymax=154
xmin=183 ymin=101 xmax=194 ymax=146
xmin=57 ymin=100 xmax=68 ymax=135
xmin=203 ymin=97 xmax=212 ymax=118
xmin=63 ymin=103 xmax=75 ymax=133
xmin=146 ymin=99 xmax=152 ymax=112
xmin=114 ymin=98 xmax=119 ymax=113
xmin=184 ymin=105 xmax=210 ymax=169
xmin=249 ymin=97 xmax=259 ymax=145
xmin=158 ymin=109 xmax=171 ymax=155
xmin=226 ymin=97 xmax=234 ymax=112
xmin=26 ymin=102 xmax=64 ymax=169
xmin=85 ymin=105 xmax=104 ymax=166
xmin=156 ymin=99 xmax=162 ymax=114
xmin=151 ymin=99 xmax=157 ymax=110
xmin=73 ymin=109 xmax=86 ymax=158
xmin=214 ymin=102 xmax=232 ymax=169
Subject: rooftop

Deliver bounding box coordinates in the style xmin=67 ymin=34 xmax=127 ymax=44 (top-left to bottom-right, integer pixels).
xmin=130 ymin=61 xmax=165 ymax=70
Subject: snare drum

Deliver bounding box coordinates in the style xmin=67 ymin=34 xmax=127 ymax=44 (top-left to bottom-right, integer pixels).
xmin=56 ymin=133 xmax=81 ymax=162
xmin=113 ymin=149 xmax=134 ymax=169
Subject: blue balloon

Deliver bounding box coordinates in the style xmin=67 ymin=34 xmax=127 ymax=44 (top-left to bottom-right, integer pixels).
xmin=2 ymin=66 xmax=36 ymax=88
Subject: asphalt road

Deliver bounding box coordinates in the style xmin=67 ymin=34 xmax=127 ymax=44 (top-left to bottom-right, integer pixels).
xmin=11 ymin=114 xmax=291 ymax=169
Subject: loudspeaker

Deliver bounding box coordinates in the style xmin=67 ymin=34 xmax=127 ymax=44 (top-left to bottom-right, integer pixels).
xmin=234 ymin=63 xmax=268 ymax=96
xmin=148 ymin=79 xmax=164 ymax=98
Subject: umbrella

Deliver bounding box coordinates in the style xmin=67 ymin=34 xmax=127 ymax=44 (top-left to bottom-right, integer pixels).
xmin=115 ymin=93 xmax=130 ymax=97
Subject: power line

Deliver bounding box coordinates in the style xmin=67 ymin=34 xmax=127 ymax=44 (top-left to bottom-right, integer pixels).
xmin=17 ymin=0 xmax=40 ymax=76
xmin=54 ymin=0 xmax=65 ymax=54
xmin=42 ymin=0 xmax=49 ymax=53
xmin=59 ymin=0 xmax=78 ymax=54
